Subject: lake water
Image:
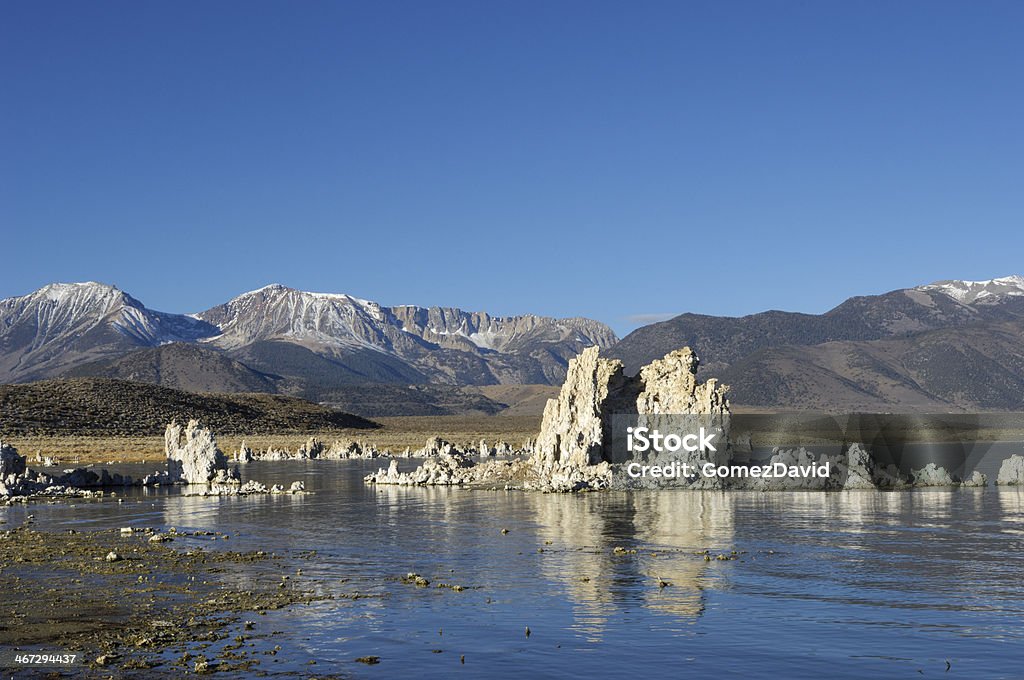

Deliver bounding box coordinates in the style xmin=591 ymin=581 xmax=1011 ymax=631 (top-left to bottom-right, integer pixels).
xmin=4 ymin=460 xmax=1024 ymax=679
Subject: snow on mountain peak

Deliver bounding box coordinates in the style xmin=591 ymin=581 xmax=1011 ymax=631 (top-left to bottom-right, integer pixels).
xmin=33 ymin=281 xmax=127 ymax=307
xmin=917 ymin=275 xmax=1024 ymax=305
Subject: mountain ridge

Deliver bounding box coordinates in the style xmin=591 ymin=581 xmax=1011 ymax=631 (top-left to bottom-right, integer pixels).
xmin=608 ymin=275 xmax=1024 ymax=411
xmin=0 ymin=282 xmax=618 ymax=391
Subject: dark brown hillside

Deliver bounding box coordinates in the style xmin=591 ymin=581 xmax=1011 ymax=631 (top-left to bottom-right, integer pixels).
xmin=0 ymin=378 xmax=378 ymax=436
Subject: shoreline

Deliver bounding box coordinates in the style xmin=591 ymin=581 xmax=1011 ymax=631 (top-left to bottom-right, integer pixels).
xmin=0 ymin=526 xmax=333 ymax=675
xmin=3 ymin=415 xmax=542 ymax=465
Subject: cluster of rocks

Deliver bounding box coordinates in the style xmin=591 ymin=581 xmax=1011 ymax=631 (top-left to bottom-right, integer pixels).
xmin=366 ymin=346 xmax=732 ymax=492
xmin=187 ymin=480 xmax=306 ymax=497
xmin=364 ymin=346 xmax=1023 ymax=493
xmin=725 ymin=444 xmax=988 ymax=491
xmin=1 ymin=420 xmax=306 ymax=502
xmin=233 ymin=435 xmax=522 ymax=463
xmin=159 ymin=420 xmax=304 ymax=496
xmin=2 ymin=440 xmax=126 ymax=503
xmin=997 ymin=455 xmax=1024 ymax=485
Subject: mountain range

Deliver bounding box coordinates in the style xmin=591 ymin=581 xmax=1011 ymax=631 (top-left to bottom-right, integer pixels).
xmin=608 ymin=275 xmax=1024 ymax=411
xmin=4 ymin=276 xmax=1024 ymax=414
xmin=0 ymin=283 xmax=617 ymax=413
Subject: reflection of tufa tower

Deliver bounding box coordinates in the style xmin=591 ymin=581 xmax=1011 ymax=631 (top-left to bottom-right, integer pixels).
xmin=527 ymin=490 xmax=736 ymax=638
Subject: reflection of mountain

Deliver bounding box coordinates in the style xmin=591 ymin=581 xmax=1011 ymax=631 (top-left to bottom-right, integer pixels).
xmin=526 ymin=492 xmax=736 ymax=633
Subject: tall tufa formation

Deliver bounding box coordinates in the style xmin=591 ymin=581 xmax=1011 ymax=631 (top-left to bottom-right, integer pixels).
xmin=165 ymin=420 xmax=239 ymax=484
xmin=532 ymin=346 xmax=731 ymax=469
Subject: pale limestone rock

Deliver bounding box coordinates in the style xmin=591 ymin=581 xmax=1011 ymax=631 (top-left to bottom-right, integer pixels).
xmin=997 ymin=455 xmax=1024 ymax=485
xmin=910 ymin=463 xmax=959 ymax=487
xmin=962 ymin=471 xmax=987 ymax=487
xmin=235 ymin=442 xmax=254 ymax=463
xmin=533 ymin=347 xmax=629 ymax=468
xmin=841 ymin=443 xmax=877 ymax=490
xmin=296 ymin=437 xmax=325 ymax=459
xmin=415 ymin=437 xmax=462 ymax=458
xmin=637 ymin=348 xmax=728 ymax=415
xmin=322 ymin=440 xmax=386 ymax=459
xmin=259 ymin=447 xmax=291 ymax=461
xmin=164 ymin=420 xmax=239 ymax=485
xmin=366 ymin=346 xmax=729 ymax=493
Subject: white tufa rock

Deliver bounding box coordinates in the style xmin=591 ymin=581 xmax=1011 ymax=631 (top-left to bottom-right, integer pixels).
xmin=997 ymin=455 xmax=1024 ymax=485
xmin=164 ymin=420 xmax=239 ymax=485
xmin=961 ymin=471 xmax=987 ymax=487
xmin=910 ymin=463 xmax=959 ymax=487
xmin=366 ymin=346 xmax=730 ymax=493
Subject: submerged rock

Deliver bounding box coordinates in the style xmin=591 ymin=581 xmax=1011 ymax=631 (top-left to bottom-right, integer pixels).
xmin=186 ymin=479 xmax=307 ymax=497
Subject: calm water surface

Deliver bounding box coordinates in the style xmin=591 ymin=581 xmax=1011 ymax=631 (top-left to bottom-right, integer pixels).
xmin=5 ymin=460 xmax=1024 ymax=679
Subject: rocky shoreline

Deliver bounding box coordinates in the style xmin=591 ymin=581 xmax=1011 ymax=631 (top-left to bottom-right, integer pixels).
xmin=1 ymin=420 xmax=307 ymax=505
xmin=0 ymin=525 xmax=336 ymax=675
xmin=5 ymin=346 xmax=1024 ymax=500
xmin=364 ymin=347 xmax=1024 ymax=492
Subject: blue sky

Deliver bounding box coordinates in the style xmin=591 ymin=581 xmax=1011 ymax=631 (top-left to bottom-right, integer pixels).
xmin=2 ymin=1 xmax=1022 ymax=335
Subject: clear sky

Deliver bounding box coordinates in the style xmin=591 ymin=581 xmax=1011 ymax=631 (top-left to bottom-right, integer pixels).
xmin=2 ymin=1 xmax=1022 ymax=335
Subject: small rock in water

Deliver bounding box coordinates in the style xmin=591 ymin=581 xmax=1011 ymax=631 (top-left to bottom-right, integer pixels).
xmin=355 ymin=656 xmax=380 ymax=665
xmin=105 ymin=551 xmax=121 ymax=562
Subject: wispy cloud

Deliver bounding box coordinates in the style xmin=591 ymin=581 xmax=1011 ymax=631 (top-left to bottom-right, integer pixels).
xmin=625 ymin=312 xmax=678 ymax=324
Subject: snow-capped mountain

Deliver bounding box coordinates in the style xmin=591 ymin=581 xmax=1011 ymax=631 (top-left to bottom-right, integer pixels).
xmin=0 ymin=282 xmax=618 ymax=388
xmin=915 ymin=275 xmax=1024 ymax=305
xmin=0 ymin=282 xmax=216 ymax=382
xmin=197 ymin=284 xmax=403 ymax=352
xmin=197 ymin=283 xmax=616 ymax=355
xmin=195 ymin=284 xmax=618 ymax=386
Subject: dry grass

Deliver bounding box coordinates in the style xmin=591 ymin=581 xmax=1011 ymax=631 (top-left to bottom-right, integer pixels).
xmin=7 ymin=415 xmax=543 ymax=465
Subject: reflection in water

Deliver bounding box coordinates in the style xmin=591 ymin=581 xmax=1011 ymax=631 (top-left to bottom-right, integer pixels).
xmin=5 ymin=462 xmax=1024 ymax=679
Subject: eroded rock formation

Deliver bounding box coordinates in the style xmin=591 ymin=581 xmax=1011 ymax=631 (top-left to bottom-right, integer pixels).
xmin=165 ymin=420 xmax=239 ymax=485
xmin=367 ymin=346 xmax=732 ymax=492
xmin=533 ymin=347 xmax=729 ymax=467
xmin=997 ymin=455 xmax=1024 ymax=485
